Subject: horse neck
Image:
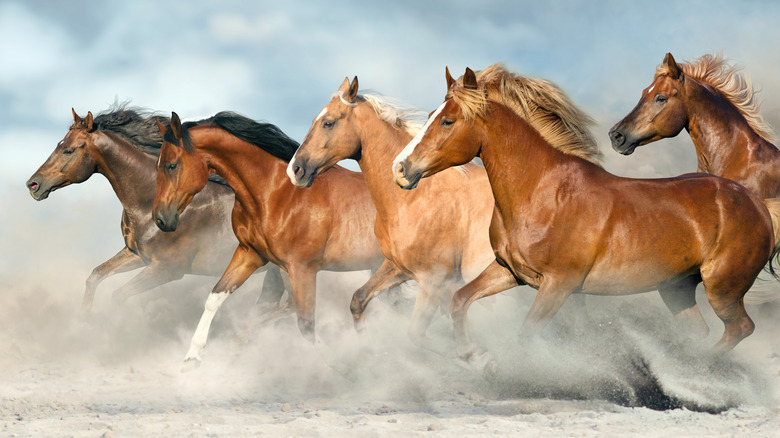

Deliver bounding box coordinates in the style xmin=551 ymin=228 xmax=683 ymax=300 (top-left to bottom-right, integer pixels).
xmin=93 ymin=131 xmax=158 ymax=211
xmin=354 ymin=105 xmax=417 ymax=214
xmin=189 ymin=127 xmax=287 ymax=216
xmin=479 ymin=104 xmax=570 ymax=211
xmin=685 ymin=79 xmax=776 ymax=176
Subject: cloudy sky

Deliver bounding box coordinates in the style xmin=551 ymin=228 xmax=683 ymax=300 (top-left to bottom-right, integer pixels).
xmin=3 ymin=0 xmax=780 ymax=262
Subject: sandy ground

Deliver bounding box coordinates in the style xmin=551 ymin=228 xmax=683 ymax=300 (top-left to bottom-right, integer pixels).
xmin=2 ymin=262 xmax=780 ymax=437
xmin=3 ymin=192 xmax=780 ymax=437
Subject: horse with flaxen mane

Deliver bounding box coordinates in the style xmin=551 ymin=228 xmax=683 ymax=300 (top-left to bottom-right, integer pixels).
xmin=287 ymin=77 xmax=495 ymax=349
xmin=394 ymin=67 xmax=780 ymax=375
xmin=152 ymin=111 xmax=385 ymax=371
xmin=26 ymin=105 xmax=287 ymax=312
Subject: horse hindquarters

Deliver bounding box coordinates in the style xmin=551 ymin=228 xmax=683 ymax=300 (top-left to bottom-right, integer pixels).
xmin=699 ymin=214 xmax=773 ymax=351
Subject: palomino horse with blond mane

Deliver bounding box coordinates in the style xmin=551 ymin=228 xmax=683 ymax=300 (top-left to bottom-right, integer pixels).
xmin=26 ymin=106 xmax=287 ymax=312
xmin=287 ymin=77 xmax=494 ymax=346
xmin=394 ymin=67 xmax=780 ymax=371
xmin=610 ymin=53 xmax=780 ymax=304
xmin=153 ymin=112 xmax=385 ymax=370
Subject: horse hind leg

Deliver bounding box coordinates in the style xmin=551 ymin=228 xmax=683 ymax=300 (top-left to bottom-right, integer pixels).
xmin=657 ymin=274 xmax=710 ymax=341
xmin=701 ymin=264 xmax=757 ymax=352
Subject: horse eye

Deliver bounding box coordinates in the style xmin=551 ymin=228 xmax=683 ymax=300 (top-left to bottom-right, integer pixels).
xmin=441 ymin=119 xmax=455 ymax=127
xmin=323 ymin=120 xmax=334 ymax=129
xmin=63 ymin=149 xmax=73 ymax=155
xmin=655 ymin=94 xmax=667 ymax=103
xmin=166 ymin=163 xmax=178 ymax=172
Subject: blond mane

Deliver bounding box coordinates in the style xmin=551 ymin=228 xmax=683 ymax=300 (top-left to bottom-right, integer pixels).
xmin=657 ymin=54 xmax=774 ymax=141
xmin=360 ymin=93 xmax=427 ymax=135
xmin=452 ymin=64 xmax=602 ymax=165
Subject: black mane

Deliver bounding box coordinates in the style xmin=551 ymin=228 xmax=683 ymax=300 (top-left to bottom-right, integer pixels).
xmin=94 ymin=103 xmax=167 ymax=157
xmin=179 ymin=111 xmax=299 ymax=162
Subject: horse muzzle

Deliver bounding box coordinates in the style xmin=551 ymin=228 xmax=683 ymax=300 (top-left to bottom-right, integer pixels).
xmin=608 ymin=127 xmax=638 ymax=155
xmin=392 ymin=161 xmax=422 ymax=190
xmin=26 ymin=177 xmax=54 ymax=201
xmin=154 ymin=207 xmax=180 ymax=232
xmin=287 ymin=158 xmax=315 ymax=188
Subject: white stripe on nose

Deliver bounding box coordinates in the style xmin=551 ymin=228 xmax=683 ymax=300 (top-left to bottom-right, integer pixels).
xmin=392 ymin=102 xmax=446 ymax=168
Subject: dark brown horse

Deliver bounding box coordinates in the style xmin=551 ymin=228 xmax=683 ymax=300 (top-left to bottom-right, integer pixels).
xmin=288 ymin=78 xmax=494 ymax=348
xmin=153 ymin=112 xmax=385 ymax=370
xmin=394 ymin=67 xmax=780 ymax=372
xmin=26 ymin=106 xmax=287 ymax=312
xmin=609 ymin=53 xmax=780 ymax=304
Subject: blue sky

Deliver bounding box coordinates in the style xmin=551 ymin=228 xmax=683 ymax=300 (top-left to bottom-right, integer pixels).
xmin=2 ymin=0 xmax=780 ymax=254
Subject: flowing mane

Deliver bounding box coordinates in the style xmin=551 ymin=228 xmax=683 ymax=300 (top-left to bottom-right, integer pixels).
xmin=658 ymin=54 xmax=774 ymax=141
xmin=180 ymin=111 xmax=300 ymax=162
xmin=454 ymin=64 xmax=601 ymax=165
xmin=94 ymin=103 xmax=168 ymax=156
xmin=359 ymin=93 xmax=428 ymax=135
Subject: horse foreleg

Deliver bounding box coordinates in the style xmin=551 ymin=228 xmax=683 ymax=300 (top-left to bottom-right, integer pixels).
xmin=658 ymin=275 xmax=709 ymax=340
xmin=520 ymin=277 xmax=580 ymax=337
xmin=82 ymin=247 xmax=145 ymax=312
xmin=350 ymin=259 xmax=409 ymax=334
xmin=111 ymin=262 xmax=185 ymax=304
xmin=286 ymin=263 xmax=320 ymax=343
xmin=452 ymin=260 xmax=518 ymax=366
xmin=255 ymin=265 xmax=287 ymax=314
xmin=182 ymin=246 xmax=265 ymax=372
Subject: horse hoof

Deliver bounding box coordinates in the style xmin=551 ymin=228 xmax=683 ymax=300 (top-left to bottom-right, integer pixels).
xmin=181 ymin=357 xmax=202 ymax=373
xmin=459 ymin=348 xmax=498 ymax=382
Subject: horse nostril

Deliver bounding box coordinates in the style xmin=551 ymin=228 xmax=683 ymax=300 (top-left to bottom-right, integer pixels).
xmin=396 ymin=162 xmax=406 ymax=178
xmin=293 ymin=164 xmax=304 ymax=179
xmin=28 ymin=181 xmax=39 ymax=191
xmin=155 ymin=217 xmax=165 ymax=229
xmin=609 ymin=130 xmax=625 ymax=146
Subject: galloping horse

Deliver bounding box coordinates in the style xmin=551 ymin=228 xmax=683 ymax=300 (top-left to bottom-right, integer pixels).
xmin=609 ymin=53 xmax=780 ymax=304
xmin=609 ymin=53 xmax=778 ymax=197
xmin=393 ymin=67 xmax=780 ymax=370
xmin=26 ymin=106 xmax=287 ymax=312
xmin=287 ymin=77 xmax=494 ymax=346
xmin=153 ymin=112 xmax=385 ymax=370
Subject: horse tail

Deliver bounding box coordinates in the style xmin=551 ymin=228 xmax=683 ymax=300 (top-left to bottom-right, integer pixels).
xmin=762 ymin=198 xmax=780 ymax=280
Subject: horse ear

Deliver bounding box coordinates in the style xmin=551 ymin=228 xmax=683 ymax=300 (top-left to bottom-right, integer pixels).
xmin=338 ymin=77 xmax=351 ymax=93
xmin=84 ymin=111 xmax=94 ymax=131
xmin=445 ymin=66 xmax=456 ymax=90
xmin=463 ymin=67 xmax=478 ymax=90
xmin=170 ymin=112 xmax=183 ymax=140
xmin=346 ymin=76 xmax=359 ymax=102
xmin=156 ymin=119 xmax=167 ymax=135
xmin=72 ymin=108 xmax=82 ymax=124
xmin=664 ymin=52 xmax=681 ymax=80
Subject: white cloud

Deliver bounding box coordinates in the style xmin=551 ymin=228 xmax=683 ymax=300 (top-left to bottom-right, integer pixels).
xmin=209 ymin=12 xmax=293 ymax=43
xmin=0 ymin=3 xmax=73 ymax=87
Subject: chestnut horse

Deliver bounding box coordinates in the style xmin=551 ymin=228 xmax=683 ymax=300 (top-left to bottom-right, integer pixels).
xmin=26 ymin=106 xmax=287 ymax=312
xmin=287 ymin=77 xmax=494 ymax=347
xmin=153 ymin=112 xmax=385 ymax=370
xmin=394 ymin=67 xmax=780 ymax=371
xmin=609 ymin=53 xmax=780 ymax=303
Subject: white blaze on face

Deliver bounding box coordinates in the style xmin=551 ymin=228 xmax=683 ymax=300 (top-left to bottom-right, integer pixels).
xmin=315 ymin=106 xmax=328 ymax=122
xmin=286 ymin=156 xmax=298 ymax=183
xmin=392 ymin=102 xmax=446 ymax=168
xmin=646 ymin=84 xmax=655 ymax=95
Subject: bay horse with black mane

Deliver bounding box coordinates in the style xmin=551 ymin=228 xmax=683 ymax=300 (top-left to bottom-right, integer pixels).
xmin=26 ymin=106 xmax=287 ymax=312
xmin=153 ymin=111 xmax=385 ymax=371
xmin=394 ymin=67 xmax=780 ymax=372
xmin=287 ymin=77 xmax=494 ymax=349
